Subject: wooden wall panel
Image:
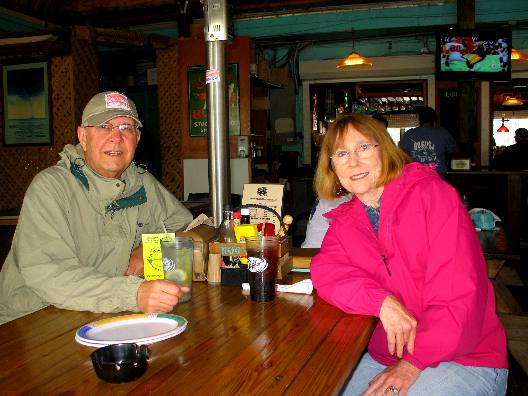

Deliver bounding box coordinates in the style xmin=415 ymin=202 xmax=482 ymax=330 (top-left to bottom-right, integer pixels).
xmin=0 ymin=36 xmax=98 ymax=211
xmin=157 ymin=46 xmax=184 ymax=199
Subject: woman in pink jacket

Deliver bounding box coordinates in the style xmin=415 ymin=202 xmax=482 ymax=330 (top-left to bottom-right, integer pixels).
xmin=310 ymin=114 xmax=507 ymax=396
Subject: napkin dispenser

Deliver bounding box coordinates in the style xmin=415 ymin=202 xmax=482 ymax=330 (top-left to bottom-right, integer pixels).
xmin=176 ymin=224 xmax=216 ymax=281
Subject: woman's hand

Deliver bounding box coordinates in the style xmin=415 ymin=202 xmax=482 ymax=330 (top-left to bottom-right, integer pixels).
xmin=362 ymin=360 xmax=421 ymax=396
xmin=379 ymin=295 xmax=417 ymax=357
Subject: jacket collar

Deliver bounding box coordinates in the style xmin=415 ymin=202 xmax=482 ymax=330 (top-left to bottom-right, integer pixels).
xmin=63 ymin=144 xmax=147 ymax=215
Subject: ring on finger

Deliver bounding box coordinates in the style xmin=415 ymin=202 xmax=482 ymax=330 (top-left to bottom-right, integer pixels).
xmin=386 ymin=385 xmax=400 ymax=396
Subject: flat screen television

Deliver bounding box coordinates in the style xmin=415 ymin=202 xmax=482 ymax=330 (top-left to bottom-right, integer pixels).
xmin=435 ymin=29 xmax=512 ymax=81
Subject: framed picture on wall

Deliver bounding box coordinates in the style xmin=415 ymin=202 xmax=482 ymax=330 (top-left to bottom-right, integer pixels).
xmin=188 ymin=63 xmax=240 ymax=137
xmin=2 ymin=61 xmax=51 ymax=145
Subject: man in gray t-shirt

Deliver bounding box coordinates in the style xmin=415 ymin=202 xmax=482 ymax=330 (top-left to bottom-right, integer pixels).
xmin=399 ymin=107 xmax=457 ymax=175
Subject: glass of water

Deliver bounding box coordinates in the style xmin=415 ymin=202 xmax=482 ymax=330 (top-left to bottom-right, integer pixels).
xmin=160 ymin=237 xmax=194 ymax=303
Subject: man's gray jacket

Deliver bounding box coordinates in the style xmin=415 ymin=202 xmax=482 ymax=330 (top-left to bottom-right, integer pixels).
xmin=0 ymin=144 xmax=192 ymax=324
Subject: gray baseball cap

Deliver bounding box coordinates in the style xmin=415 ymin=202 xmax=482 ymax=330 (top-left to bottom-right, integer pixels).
xmin=81 ymin=91 xmax=143 ymax=127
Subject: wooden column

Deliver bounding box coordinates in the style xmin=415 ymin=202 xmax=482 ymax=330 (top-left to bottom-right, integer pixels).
xmin=457 ymin=0 xmax=478 ymax=162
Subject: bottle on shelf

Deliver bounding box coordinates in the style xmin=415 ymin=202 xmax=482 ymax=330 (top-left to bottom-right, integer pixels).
xmin=312 ymin=93 xmax=318 ymax=131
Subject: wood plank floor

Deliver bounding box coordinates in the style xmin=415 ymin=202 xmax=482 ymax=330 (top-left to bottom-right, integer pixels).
xmin=503 ymin=254 xmax=528 ymax=396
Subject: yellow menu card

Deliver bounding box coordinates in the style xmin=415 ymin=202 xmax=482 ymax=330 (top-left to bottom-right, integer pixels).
xmin=142 ymin=233 xmax=175 ymax=280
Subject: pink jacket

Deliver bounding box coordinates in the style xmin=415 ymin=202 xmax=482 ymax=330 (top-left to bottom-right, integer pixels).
xmin=311 ymin=163 xmax=507 ymax=370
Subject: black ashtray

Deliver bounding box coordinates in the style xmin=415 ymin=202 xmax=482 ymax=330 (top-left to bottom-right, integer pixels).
xmin=90 ymin=343 xmax=150 ymax=383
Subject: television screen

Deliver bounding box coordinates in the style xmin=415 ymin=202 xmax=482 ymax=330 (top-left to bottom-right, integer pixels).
xmin=436 ymin=30 xmax=512 ymax=81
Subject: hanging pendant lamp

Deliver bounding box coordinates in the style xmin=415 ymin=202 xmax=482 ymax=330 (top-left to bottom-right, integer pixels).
xmin=336 ymin=51 xmax=373 ymax=68
xmin=502 ymin=96 xmax=524 ymax=106
xmin=497 ymin=115 xmax=509 ymax=132
xmin=337 ymin=40 xmax=373 ymax=69
xmin=511 ymin=48 xmax=528 ymax=62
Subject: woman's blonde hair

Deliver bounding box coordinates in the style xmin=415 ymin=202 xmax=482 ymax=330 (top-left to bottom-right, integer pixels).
xmin=314 ymin=113 xmax=410 ymax=200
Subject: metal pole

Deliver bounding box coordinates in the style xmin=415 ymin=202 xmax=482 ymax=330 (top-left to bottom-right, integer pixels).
xmin=203 ymin=0 xmax=230 ymax=227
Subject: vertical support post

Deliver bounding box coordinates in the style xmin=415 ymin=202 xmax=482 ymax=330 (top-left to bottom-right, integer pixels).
xmin=203 ymin=0 xmax=230 ymax=227
xmin=457 ymin=0 xmax=478 ymax=162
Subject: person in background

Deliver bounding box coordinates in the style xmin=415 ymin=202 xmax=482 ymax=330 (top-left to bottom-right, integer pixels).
xmin=310 ymin=114 xmax=507 ymax=395
xmin=399 ymin=106 xmax=457 ymax=176
xmin=0 ymin=91 xmax=193 ymax=325
xmin=493 ymin=127 xmax=528 ymax=170
xmin=302 ymin=114 xmax=387 ymax=248
xmin=301 ymin=194 xmax=351 ymax=248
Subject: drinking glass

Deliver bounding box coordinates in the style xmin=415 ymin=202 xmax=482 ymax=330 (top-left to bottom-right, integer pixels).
xmin=160 ymin=237 xmax=193 ymax=303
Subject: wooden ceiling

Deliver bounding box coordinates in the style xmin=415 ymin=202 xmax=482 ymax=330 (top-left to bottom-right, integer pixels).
xmin=0 ymin=0 xmax=415 ymax=29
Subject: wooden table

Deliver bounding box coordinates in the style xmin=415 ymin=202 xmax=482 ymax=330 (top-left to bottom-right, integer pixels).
xmin=0 ymin=276 xmax=375 ymax=394
xmin=0 ymin=208 xmax=19 ymax=226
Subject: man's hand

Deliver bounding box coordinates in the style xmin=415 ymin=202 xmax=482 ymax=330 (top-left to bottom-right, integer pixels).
xmin=137 ymin=280 xmax=190 ymax=313
xmin=362 ymin=360 xmax=421 ymax=396
xmin=379 ymin=295 xmax=417 ymax=357
xmin=126 ymin=245 xmax=144 ymax=276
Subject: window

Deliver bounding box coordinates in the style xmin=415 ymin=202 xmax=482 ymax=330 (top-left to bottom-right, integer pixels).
xmin=492 ymin=110 xmax=528 ymax=147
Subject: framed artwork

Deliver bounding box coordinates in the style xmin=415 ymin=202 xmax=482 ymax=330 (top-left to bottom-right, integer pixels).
xmin=2 ymin=61 xmax=51 ymax=145
xmin=188 ymin=63 xmax=240 ymax=137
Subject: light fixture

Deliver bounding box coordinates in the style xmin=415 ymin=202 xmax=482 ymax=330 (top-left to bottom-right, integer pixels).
xmin=336 ymin=52 xmax=373 ymax=68
xmin=336 ymin=41 xmax=373 ymax=69
xmin=497 ymin=115 xmax=509 ymax=132
xmin=502 ymin=95 xmax=524 ymax=106
xmin=511 ymin=48 xmax=528 ymax=62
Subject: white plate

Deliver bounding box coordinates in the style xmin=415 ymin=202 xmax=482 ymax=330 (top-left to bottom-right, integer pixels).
xmin=75 ymin=313 xmax=187 ymax=347
xmin=75 ymin=324 xmax=187 ymax=347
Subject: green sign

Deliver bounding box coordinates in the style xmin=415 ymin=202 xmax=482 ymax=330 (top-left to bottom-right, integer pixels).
xmin=188 ymin=64 xmax=240 ymax=137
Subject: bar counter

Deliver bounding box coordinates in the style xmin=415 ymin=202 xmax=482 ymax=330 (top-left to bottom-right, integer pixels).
xmin=0 ymin=276 xmax=375 ymax=394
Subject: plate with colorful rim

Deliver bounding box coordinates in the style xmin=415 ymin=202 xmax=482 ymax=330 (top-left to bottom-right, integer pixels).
xmin=75 ymin=313 xmax=187 ymax=346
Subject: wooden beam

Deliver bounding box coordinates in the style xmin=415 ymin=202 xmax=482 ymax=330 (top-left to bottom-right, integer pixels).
xmin=73 ymin=25 xmax=175 ymax=48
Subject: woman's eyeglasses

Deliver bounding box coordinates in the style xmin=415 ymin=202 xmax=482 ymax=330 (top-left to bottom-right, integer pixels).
xmin=330 ymin=143 xmax=379 ymax=165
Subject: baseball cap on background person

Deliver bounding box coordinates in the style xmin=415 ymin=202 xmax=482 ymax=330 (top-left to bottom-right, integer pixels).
xmin=81 ymin=91 xmax=143 ymax=128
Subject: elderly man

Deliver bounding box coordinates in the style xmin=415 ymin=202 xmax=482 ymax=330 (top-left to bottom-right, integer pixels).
xmin=0 ymin=91 xmax=193 ymax=324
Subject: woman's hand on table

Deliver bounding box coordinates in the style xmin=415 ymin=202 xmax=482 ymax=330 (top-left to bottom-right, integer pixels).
xmin=137 ymin=280 xmax=190 ymax=313
xmin=362 ymin=359 xmax=421 ymax=396
xmin=379 ymin=295 xmax=417 ymax=357
xmin=126 ymin=245 xmax=144 ymax=276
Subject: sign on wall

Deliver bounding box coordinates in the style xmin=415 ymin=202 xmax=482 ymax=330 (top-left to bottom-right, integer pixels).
xmin=187 ymin=63 xmax=240 ymax=137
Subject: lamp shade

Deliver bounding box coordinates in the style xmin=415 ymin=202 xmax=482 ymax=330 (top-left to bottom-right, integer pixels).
xmin=497 ymin=124 xmax=509 ymax=132
xmin=497 ymin=116 xmax=509 ymax=132
xmin=336 ymin=52 xmax=373 ymax=69
xmin=502 ymin=96 xmax=524 ymax=106
xmin=511 ymin=48 xmax=528 ymax=62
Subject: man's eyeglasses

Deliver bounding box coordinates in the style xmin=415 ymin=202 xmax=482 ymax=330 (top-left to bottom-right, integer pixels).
xmin=330 ymin=143 xmax=379 ymax=165
xmin=86 ymin=123 xmax=138 ymax=136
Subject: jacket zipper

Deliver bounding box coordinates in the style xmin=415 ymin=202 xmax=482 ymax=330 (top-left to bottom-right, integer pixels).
xmin=381 ymin=255 xmax=392 ymax=276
